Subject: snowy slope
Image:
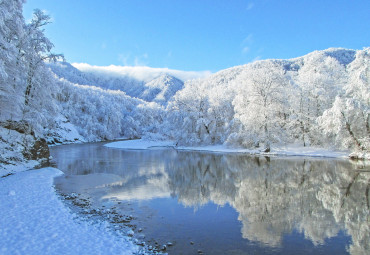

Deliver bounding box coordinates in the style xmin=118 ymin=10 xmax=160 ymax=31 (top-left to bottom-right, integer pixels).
xmin=140 ymin=74 xmax=184 ymax=104
xmin=164 ymin=47 xmax=369 ymax=157
xmin=49 ymin=61 xmax=146 ymax=98
xmin=49 ymin=62 xmax=210 ymax=104
xmin=196 ymin=47 xmax=357 ymax=86
xmin=0 ymin=167 xmax=140 ymax=255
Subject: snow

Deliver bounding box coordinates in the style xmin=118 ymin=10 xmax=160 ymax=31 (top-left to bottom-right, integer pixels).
xmin=0 ymin=126 xmax=41 ymax=177
xmin=104 ymin=139 xmax=350 ymax=158
xmin=48 ymin=115 xmax=86 ymax=145
xmin=104 ymin=139 xmax=175 ymax=150
xmin=269 ymin=145 xmax=349 ymax=158
xmin=0 ymin=167 xmax=141 ymax=255
xmin=176 ymin=144 xmax=349 ymax=158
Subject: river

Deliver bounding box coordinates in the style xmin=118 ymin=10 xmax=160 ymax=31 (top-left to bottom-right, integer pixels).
xmin=50 ymin=142 xmax=369 ymax=255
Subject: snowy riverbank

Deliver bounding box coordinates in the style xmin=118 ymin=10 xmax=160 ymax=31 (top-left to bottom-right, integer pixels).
xmin=0 ymin=167 xmax=141 ymax=255
xmin=105 ymin=139 xmax=351 ymax=159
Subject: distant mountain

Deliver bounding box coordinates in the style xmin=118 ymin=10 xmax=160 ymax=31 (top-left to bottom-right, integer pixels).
xmin=141 ymin=74 xmax=184 ymax=104
xmin=48 ymin=62 xmax=211 ymax=105
xmin=204 ymin=47 xmax=358 ymax=82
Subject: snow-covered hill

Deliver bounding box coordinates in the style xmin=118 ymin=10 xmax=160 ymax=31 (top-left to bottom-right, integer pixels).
xmin=49 ymin=62 xmax=210 ymax=105
xmin=165 ymin=47 xmax=369 ymax=158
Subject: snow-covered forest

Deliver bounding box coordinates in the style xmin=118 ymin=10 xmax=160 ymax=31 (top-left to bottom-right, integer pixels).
xmin=166 ymin=49 xmax=369 ymax=156
xmin=0 ymin=1 xmax=369 ymax=173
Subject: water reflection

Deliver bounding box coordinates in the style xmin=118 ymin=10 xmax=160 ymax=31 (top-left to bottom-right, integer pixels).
xmin=51 ymin=143 xmax=369 ymax=254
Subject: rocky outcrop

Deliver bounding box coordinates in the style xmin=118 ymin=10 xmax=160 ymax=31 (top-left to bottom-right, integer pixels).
xmin=0 ymin=120 xmax=35 ymax=136
xmin=25 ymin=138 xmax=50 ymax=161
xmin=0 ymin=121 xmax=50 ymax=173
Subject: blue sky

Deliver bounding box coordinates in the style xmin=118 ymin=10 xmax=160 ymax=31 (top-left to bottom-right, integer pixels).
xmin=23 ymin=0 xmax=369 ymax=72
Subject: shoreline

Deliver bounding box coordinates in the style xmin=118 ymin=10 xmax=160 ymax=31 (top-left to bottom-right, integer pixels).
xmin=0 ymin=167 xmax=142 ymax=255
xmin=104 ymin=139 xmax=355 ymax=160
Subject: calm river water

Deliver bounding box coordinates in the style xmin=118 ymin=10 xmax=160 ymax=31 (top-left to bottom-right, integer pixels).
xmin=50 ymin=142 xmax=369 ymax=255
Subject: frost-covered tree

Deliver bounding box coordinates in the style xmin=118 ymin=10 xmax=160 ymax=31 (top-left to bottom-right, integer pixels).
xmin=294 ymin=53 xmax=346 ymax=146
xmin=0 ymin=5 xmax=62 ymax=134
xmin=319 ymin=48 xmax=369 ymax=157
xmin=232 ymin=62 xmax=289 ymax=150
xmin=166 ymin=80 xmax=211 ymax=145
xmin=162 ymin=48 xmax=368 ymax=157
xmin=0 ymin=2 xmax=60 ymax=169
xmin=0 ymin=0 xmax=26 ymax=121
xmin=20 ymin=9 xmax=63 ymax=131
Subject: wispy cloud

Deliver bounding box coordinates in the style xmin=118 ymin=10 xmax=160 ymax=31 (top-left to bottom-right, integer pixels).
xmin=72 ymin=63 xmax=212 ymax=82
xmin=134 ymin=53 xmax=149 ymax=66
xmin=246 ymin=2 xmax=254 ymax=11
xmin=118 ymin=53 xmax=149 ymax=66
xmin=242 ymin=46 xmax=250 ymax=54
xmin=241 ymin=34 xmax=253 ymax=55
xmin=243 ymin=34 xmax=253 ymax=45
xmin=118 ymin=53 xmax=131 ymax=66
xmin=252 ymin=56 xmax=262 ymax=62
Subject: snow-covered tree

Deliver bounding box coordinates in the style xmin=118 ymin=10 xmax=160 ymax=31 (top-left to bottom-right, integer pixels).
xmin=0 ymin=0 xmax=26 ymax=121
xmin=319 ymin=48 xmax=369 ymax=157
xmin=166 ymin=79 xmax=211 ymax=145
xmin=294 ymin=53 xmax=346 ymax=146
xmin=232 ymin=61 xmax=289 ymax=150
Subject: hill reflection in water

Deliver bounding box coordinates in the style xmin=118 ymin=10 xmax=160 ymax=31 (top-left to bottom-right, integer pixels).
xmin=51 ymin=143 xmax=369 ymax=254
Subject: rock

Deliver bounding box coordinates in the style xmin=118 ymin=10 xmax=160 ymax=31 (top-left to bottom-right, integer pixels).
xmin=28 ymin=138 xmax=50 ymax=160
xmin=127 ymin=230 xmax=134 ymax=237
xmin=0 ymin=120 xmax=34 ymax=136
xmin=262 ymin=146 xmax=270 ymax=153
xmin=1 ymin=120 xmax=50 ymax=162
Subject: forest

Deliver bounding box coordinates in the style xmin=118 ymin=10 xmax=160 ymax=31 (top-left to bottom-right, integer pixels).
xmin=1 ymin=1 xmax=369 ymax=173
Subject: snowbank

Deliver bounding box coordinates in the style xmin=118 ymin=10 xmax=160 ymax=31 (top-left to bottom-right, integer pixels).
xmin=0 ymin=167 xmax=140 ymax=255
xmin=105 ymin=139 xmax=175 ymax=150
xmin=105 ymin=139 xmax=350 ymax=158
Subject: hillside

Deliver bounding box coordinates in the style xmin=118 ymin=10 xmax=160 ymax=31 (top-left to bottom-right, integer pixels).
xmin=165 ymin=47 xmax=369 ymax=158
xmin=49 ymin=62 xmax=207 ymax=105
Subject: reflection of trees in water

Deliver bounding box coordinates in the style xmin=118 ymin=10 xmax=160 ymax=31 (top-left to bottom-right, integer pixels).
xmin=168 ymin=153 xmax=369 ymax=254
xmin=51 ymin=144 xmax=176 ymax=178
xmin=52 ymin=145 xmax=369 ymax=254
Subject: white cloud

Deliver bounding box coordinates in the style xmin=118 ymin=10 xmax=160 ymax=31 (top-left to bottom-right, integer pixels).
xmin=72 ymin=63 xmax=212 ymax=82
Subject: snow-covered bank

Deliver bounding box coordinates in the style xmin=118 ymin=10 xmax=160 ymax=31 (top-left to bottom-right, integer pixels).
xmin=105 ymin=139 xmax=175 ymax=150
xmin=105 ymin=139 xmax=351 ymax=159
xmin=0 ymin=167 xmax=140 ymax=255
xmin=0 ymin=124 xmax=50 ymax=178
